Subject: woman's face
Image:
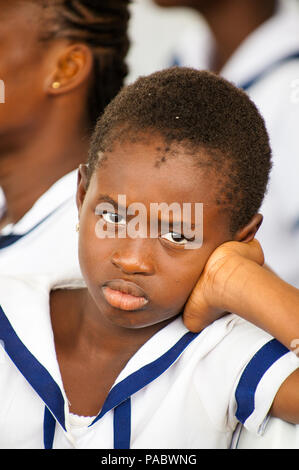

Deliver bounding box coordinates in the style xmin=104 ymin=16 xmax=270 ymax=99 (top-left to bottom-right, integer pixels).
xmin=0 ymin=1 xmax=66 ymax=136
xmin=77 ymin=135 xmax=232 ymax=330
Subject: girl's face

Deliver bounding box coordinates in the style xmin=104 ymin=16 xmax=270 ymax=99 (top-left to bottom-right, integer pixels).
xmin=77 ymin=136 xmax=232 ymax=330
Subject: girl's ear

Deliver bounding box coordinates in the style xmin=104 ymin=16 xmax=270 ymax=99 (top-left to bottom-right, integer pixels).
xmin=76 ymin=164 xmax=89 ymax=214
xmin=233 ymin=213 xmax=263 ymax=242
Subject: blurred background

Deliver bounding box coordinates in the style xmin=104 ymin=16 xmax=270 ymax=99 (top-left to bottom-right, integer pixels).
xmin=126 ymin=0 xmax=202 ymax=83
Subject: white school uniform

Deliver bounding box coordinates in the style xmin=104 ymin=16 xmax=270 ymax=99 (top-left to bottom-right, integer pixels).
xmin=0 ymin=170 xmax=81 ymax=282
xmin=233 ymin=418 xmax=299 ymax=449
xmin=170 ymin=0 xmax=299 ymax=288
xmin=0 ymin=275 xmax=298 ymax=449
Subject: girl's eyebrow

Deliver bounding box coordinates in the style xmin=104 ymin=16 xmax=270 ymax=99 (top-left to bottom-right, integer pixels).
xmin=95 ymin=194 xmax=126 ymax=212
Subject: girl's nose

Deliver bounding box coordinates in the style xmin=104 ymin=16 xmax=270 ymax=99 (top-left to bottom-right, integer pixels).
xmin=111 ymin=239 xmax=155 ymax=275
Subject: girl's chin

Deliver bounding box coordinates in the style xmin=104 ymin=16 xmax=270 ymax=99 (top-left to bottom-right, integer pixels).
xmin=102 ymin=308 xmax=180 ymax=331
xmin=90 ymin=289 xmax=182 ymax=330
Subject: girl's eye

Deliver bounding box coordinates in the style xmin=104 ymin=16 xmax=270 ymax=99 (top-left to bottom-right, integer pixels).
xmin=161 ymin=232 xmax=188 ymax=245
xmin=101 ymin=211 xmax=126 ymax=225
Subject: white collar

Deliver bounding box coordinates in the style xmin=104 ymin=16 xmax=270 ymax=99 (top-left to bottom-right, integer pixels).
xmin=0 ymin=169 xmax=78 ymax=236
xmin=0 ymin=275 xmax=64 ymax=390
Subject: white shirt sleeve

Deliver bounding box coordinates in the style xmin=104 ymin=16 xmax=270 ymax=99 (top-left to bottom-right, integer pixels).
xmin=233 ymin=339 xmax=299 ymax=434
xmin=191 ymin=315 xmax=299 ymax=435
xmin=236 ymin=417 xmax=299 ymax=449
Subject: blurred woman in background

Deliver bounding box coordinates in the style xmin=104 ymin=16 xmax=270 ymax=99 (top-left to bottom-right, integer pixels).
xmin=0 ymin=0 xmax=130 ymax=282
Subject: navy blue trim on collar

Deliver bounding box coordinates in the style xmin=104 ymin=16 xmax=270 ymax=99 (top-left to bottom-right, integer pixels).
xmin=45 ymin=329 xmax=198 ymax=449
xmin=114 ymin=398 xmax=131 ymax=449
xmin=0 ymin=197 xmax=73 ymax=250
xmin=0 ymin=305 xmax=66 ymax=431
xmin=44 ymin=407 xmax=56 ymax=449
xmin=91 ymin=330 xmax=199 ymax=449
xmin=91 ymin=331 xmax=198 ymax=427
xmin=235 ymin=338 xmax=289 ymax=424
xmin=0 ymin=234 xmax=23 ymax=249
xmin=239 ymin=51 xmax=299 ymax=90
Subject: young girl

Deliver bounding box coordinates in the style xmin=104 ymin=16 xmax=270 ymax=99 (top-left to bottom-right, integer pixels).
xmin=0 ymin=67 xmax=298 ymax=449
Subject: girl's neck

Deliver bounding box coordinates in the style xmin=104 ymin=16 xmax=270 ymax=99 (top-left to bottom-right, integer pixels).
xmin=50 ymin=288 xmax=174 ymax=359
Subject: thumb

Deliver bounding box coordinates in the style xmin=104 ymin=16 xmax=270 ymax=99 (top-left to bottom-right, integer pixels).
xmin=243 ymin=239 xmax=265 ymax=266
xmin=183 ymin=289 xmax=211 ymax=333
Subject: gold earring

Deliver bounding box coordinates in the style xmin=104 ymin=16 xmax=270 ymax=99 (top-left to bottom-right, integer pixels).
xmin=52 ymin=81 xmax=61 ymax=89
xmin=76 ymin=223 xmax=80 ymax=232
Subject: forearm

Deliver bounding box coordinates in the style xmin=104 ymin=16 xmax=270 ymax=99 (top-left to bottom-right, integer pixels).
xmin=219 ymin=259 xmax=299 ymax=354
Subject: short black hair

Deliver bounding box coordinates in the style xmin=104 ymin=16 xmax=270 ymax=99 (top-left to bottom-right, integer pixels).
xmin=37 ymin=0 xmax=130 ymax=128
xmin=88 ymin=67 xmax=272 ymax=235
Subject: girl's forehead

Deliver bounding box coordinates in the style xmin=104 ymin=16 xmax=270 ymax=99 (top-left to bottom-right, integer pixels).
xmin=94 ymin=138 xmax=218 ymax=206
xmin=87 ymin=138 xmax=231 ymax=242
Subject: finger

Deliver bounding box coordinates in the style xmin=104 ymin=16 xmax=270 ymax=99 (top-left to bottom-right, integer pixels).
xmin=183 ymin=295 xmax=209 ymax=333
xmin=245 ymin=239 xmax=264 ymax=266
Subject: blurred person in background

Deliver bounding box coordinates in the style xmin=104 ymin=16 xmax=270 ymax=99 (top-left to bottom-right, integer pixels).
xmin=153 ymin=0 xmax=299 ymax=290
xmin=0 ymin=0 xmax=130 ymax=282
xmin=154 ymin=0 xmax=299 ymax=449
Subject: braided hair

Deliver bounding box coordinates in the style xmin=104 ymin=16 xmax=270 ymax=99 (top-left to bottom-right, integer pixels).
xmin=38 ymin=0 xmax=130 ymax=128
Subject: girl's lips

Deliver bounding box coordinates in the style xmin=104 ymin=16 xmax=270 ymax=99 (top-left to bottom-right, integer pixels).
xmin=102 ymin=287 xmax=148 ymax=311
xmin=102 ymin=280 xmax=149 ymax=311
